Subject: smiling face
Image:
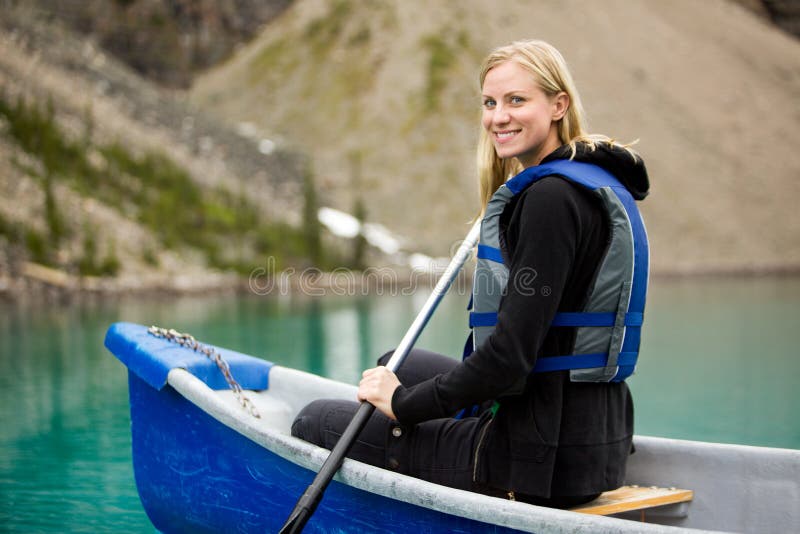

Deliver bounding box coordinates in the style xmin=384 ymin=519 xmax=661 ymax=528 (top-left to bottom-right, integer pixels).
xmin=481 ymin=60 xmax=569 ymax=168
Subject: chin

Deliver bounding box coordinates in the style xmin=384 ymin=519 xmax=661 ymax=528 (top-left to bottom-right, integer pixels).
xmin=494 ymin=147 xmax=519 ymax=161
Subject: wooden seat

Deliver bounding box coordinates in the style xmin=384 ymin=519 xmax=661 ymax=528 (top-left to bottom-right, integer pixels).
xmin=571 ymin=485 xmax=694 ymax=520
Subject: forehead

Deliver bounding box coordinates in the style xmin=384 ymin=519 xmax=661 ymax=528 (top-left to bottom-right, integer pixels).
xmin=482 ymin=61 xmax=539 ymax=94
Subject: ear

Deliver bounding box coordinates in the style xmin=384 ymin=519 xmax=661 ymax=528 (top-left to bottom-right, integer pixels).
xmin=551 ymin=92 xmax=569 ymax=121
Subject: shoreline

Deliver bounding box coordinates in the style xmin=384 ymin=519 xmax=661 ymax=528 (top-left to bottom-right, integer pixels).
xmin=2 ymin=260 xmax=800 ymax=304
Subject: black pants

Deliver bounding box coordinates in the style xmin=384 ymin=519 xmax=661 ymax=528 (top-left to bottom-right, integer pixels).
xmin=291 ymin=348 xmax=493 ymax=493
xmin=291 ymin=348 xmax=599 ymax=508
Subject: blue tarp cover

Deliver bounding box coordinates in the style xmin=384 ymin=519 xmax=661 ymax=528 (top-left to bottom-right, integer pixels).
xmin=104 ymin=322 xmax=272 ymax=391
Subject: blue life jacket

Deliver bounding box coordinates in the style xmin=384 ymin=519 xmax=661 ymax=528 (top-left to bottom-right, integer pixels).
xmin=467 ymin=159 xmax=649 ymax=382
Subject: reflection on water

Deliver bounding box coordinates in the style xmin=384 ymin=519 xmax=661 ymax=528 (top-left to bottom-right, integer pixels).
xmin=632 ymin=276 xmax=800 ymax=448
xmin=0 ymin=275 xmax=798 ymax=531
xmin=0 ymin=300 xmax=150 ymax=531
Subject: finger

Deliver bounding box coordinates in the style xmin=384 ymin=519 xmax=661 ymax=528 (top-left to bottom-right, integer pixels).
xmin=362 ymin=366 xmax=379 ymax=378
xmin=356 ymin=382 xmax=370 ymax=402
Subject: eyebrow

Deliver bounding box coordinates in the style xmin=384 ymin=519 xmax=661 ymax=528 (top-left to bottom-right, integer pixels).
xmin=482 ymin=89 xmax=530 ymax=99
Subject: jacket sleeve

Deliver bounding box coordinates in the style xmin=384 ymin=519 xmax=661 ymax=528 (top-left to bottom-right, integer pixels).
xmin=392 ymin=178 xmax=587 ymax=425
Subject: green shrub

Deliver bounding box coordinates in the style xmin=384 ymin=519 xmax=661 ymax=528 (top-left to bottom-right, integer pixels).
xmin=24 ymin=228 xmax=48 ymax=265
xmin=44 ymin=174 xmax=68 ymax=247
xmin=99 ymin=241 xmax=121 ymax=276
xmin=420 ymin=34 xmax=456 ymax=112
xmin=0 ymin=91 xmax=342 ymax=276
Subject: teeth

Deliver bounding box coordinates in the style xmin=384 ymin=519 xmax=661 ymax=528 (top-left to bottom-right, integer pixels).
xmin=496 ymin=131 xmax=517 ymax=139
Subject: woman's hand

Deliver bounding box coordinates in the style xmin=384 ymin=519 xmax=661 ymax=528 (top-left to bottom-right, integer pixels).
xmin=358 ymin=366 xmax=400 ymax=420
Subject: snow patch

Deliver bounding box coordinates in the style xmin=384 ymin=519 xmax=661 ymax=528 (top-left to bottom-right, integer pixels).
xmin=317 ymin=207 xmax=403 ymax=256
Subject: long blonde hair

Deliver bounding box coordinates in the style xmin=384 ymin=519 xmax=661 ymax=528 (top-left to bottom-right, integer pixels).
xmin=476 ymin=40 xmax=636 ymax=213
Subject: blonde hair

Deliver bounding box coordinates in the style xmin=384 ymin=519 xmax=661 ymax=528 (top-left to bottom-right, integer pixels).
xmin=476 ymin=40 xmax=637 ymax=213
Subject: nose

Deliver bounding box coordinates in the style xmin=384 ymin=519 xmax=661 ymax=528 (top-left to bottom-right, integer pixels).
xmin=491 ymin=104 xmax=511 ymax=126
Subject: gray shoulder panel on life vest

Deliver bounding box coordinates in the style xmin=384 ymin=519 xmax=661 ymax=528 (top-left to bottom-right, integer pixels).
xmin=472 ymin=184 xmax=513 ymax=350
xmin=570 ymin=187 xmax=634 ymax=382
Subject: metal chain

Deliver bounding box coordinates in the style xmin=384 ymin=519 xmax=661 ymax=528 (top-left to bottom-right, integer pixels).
xmin=147 ymin=325 xmax=260 ymax=419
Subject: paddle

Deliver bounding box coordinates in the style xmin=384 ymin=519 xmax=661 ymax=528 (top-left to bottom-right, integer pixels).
xmin=279 ymin=220 xmax=482 ymax=533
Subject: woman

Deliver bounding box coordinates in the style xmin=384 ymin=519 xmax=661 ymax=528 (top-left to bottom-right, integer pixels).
xmin=292 ymin=39 xmax=650 ymax=508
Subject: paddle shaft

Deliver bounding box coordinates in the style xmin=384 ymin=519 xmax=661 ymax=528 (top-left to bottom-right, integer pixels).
xmin=279 ymin=220 xmax=481 ymax=533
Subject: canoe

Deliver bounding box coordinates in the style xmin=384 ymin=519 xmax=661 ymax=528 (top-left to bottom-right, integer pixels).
xmin=105 ymin=322 xmax=799 ymax=533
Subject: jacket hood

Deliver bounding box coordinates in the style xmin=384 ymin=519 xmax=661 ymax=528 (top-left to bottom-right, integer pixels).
xmin=543 ymin=142 xmax=650 ymax=200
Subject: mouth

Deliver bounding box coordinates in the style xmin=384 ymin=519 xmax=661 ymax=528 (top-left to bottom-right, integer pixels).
xmin=493 ymin=130 xmax=520 ymax=143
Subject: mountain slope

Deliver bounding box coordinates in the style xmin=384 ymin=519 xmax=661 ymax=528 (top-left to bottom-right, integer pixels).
xmin=20 ymin=0 xmax=292 ymax=88
xmin=0 ymin=6 xmax=319 ymax=295
xmin=191 ymin=0 xmax=800 ymax=274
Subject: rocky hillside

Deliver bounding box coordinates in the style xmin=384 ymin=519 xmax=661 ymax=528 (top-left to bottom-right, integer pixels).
xmin=11 ymin=0 xmax=292 ymax=88
xmin=759 ymin=0 xmax=800 ymax=37
xmin=191 ymin=0 xmax=800 ymax=275
xmin=0 ymin=5 xmax=336 ymax=297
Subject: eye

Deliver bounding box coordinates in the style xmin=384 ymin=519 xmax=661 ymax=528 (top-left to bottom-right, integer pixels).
xmin=483 ymin=98 xmax=496 ymax=109
xmin=510 ymin=95 xmax=525 ymax=105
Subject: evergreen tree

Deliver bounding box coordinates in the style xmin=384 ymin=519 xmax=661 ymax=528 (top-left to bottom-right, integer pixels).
xmin=350 ymin=152 xmax=367 ymax=270
xmin=302 ymin=163 xmax=322 ymax=266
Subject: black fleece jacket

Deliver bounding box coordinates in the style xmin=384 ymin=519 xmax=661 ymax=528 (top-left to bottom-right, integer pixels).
xmin=391 ymin=143 xmax=650 ymax=498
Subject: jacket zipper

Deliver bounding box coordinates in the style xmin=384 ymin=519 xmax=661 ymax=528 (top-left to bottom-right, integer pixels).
xmin=472 ymin=418 xmax=493 ymax=482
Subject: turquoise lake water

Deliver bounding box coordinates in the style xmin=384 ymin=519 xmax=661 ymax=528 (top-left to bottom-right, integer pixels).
xmin=1 ymin=275 xmax=799 ymax=531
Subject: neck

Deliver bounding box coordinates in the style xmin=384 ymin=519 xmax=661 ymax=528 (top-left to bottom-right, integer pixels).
xmin=518 ymin=128 xmax=561 ymax=168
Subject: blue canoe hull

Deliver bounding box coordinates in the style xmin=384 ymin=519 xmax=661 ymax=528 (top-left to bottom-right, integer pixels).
xmin=128 ymin=374 xmax=528 ymax=533
xmin=117 ymin=323 xmax=527 ymax=533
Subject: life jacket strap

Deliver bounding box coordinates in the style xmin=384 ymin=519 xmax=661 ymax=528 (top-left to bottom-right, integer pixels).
xmin=533 ymin=351 xmax=638 ymax=373
xmin=469 ymin=311 xmax=498 ymax=327
xmin=552 ymin=312 xmax=643 ymax=327
xmin=468 ymin=311 xmax=644 ymax=328
xmin=477 ymin=244 xmax=505 ymax=263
